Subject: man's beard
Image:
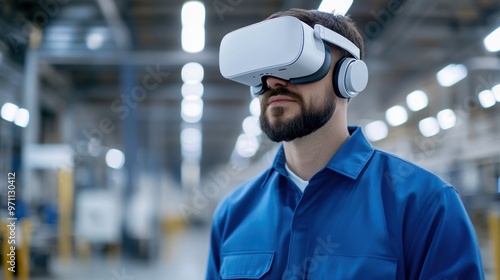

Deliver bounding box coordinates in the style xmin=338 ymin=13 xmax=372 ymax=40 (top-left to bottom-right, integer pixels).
xmin=259 ymin=87 xmax=336 ymax=142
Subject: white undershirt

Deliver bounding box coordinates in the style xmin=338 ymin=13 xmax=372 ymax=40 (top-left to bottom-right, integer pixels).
xmin=285 ymin=163 xmax=309 ymax=193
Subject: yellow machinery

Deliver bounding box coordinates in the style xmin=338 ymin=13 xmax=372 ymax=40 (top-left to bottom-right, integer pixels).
xmin=490 ymin=210 xmax=500 ymax=280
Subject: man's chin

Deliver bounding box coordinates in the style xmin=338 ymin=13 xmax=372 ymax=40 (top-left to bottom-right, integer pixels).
xmin=267 ymin=111 xmax=298 ymax=123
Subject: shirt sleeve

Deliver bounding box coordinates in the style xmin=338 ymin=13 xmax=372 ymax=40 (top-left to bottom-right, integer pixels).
xmin=206 ymin=204 xmax=226 ymax=280
xmin=404 ymin=186 xmax=485 ymax=279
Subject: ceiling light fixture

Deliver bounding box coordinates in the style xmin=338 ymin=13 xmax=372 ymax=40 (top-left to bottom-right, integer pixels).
xmin=235 ymin=134 xmax=260 ymax=158
xmin=181 ymin=1 xmax=205 ymax=26
xmin=86 ymin=32 xmax=105 ymax=50
xmin=436 ymin=64 xmax=468 ymax=87
xmin=365 ymin=120 xmax=388 ymax=142
xmin=318 ymin=0 xmax=353 ymax=15
xmin=436 ymin=109 xmax=456 ymax=130
xmin=419 ymin=117 xmax=440 ymax=137
xmin=181 ymin=96 xmax=204 ymax=123
xmin=385 ymin=105 xmax=408 ymax=127
xmin=105 ymin=149 xmax=125 ymax=169
xmin=249 ymin=97 xmax=261 ymax=117
xmin=182 ymin=26 xmax=205 ymax=53
xmin=181 ymin=62 xmax=204 ymax=83
xmin=478 ymin=89 xmax=496 ymax=108
xmin=242 ymin=116 xmax=261 ymax=137
xmin=484 ymin=26 xmax=500 ymax=52
xmin=181 ymin=82 xmax=204 ymax=98
xmin=406 ymin=90 xmax=428 ymax=112
xmin=14 ymin=108 xmax=30 ymax=128
xmin=181 ymin=127 xmax=202 ymax=161
xmin=1 ymin=102 xmax=18 ymax=122
xmin=181 ymin=1 xmax=205 ymax=53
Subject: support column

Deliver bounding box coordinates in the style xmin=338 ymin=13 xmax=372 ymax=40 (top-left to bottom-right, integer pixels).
xmin=120 ymin=63 xmax=139 ymax=257
xmin=490 ymin=210 xmax=500 ymax=280
xmin=21 ymin=50 xmax=40 ymax=203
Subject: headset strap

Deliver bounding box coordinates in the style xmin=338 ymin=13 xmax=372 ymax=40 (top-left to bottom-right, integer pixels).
xmin=314 ymin=24 xmax=360 ymax=60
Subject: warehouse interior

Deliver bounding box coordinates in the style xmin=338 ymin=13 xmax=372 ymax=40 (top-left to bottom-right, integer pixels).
xmin=1 ymin=0 xmax=500 ymax=279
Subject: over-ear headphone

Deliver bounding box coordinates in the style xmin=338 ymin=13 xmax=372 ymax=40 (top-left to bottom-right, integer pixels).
xmin=332 ymin=55 xmax=369 ymax=99
xmin=312 ymin=23 xmax=369 ymax=99
xmin=219 ymin=16 xmax=369 ymax=98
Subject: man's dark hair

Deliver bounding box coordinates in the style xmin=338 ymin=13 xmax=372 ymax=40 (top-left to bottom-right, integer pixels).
xmin=267 ymin=9 xmax=364 ymax=60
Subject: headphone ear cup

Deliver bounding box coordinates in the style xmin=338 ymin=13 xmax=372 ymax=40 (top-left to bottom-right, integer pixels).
xmin=333 ymin=58 xmax=369 ymax=99
xmin=333 ymin=57 xmax=350 ymax=99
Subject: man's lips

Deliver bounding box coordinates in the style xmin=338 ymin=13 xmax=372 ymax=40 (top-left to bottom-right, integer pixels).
xmin=268 ymin=95 xmax=296 ymax=105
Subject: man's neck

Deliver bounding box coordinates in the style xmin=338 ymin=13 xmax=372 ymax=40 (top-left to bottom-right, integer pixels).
xmin=283 ymin=112 xmax=350 ymax=181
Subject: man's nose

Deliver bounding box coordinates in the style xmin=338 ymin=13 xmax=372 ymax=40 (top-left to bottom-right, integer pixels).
xmin=265 ymin=76 xmax=289 ymax=90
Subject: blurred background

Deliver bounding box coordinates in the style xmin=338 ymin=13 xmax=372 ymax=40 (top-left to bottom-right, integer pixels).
xmin=0 ymin=0 xmax=500 ymax=279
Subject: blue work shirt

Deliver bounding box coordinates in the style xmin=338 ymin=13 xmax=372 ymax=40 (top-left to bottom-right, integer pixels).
xmin=206 ymin=126 xmax=484 ymax=279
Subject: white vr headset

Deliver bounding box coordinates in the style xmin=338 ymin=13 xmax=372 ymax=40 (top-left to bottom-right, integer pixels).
xmin=219 ymin=16 xmax=368 ymax=98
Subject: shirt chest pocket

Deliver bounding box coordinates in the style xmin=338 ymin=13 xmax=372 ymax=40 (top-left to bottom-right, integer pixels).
xmin=309 ymin=255 xmax=397 ymax=280
xmin=220 ymin=251 xmax=274 ymax=279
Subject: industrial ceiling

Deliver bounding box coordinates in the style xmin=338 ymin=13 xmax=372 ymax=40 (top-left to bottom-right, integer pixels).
xmin=1 ymin=0 xmax=499 ymax=186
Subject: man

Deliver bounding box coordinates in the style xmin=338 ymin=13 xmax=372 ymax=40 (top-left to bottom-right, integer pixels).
xmin=207 ymin=8 xmax=484 ymax=279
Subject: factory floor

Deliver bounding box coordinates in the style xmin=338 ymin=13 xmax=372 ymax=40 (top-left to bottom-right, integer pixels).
xmin=32 ymin=225 xmax=210 ymax=280
xmin=29 ymin=224 xmax=496 ymax=280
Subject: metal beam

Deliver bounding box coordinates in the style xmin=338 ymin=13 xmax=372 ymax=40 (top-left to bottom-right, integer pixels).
xmin=95 ymin=0 xmax=131 ymax=49
xmin=37 ymin=49 xmax=219 ymax=66
xmin=73 ymin=84 xmax=249 ymax=101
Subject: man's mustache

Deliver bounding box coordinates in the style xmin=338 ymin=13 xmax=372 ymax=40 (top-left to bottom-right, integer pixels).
xmin=262 ymin=87 xmax=302 ymax=103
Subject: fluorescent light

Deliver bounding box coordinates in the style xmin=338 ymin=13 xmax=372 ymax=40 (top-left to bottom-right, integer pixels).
xmin=436 ymin=64 xmax=468 ymax=87
xmin=406 ymin=90 xmax=428 ymax=112
xmin=242 ymin=116 xmax=261 ymax=137
xmin=181 ymin=82 xmax=204 ymax=98
xmin=249 ymin=97 xmax=261 ymax=116
xmin=1 ymin=102 xmax=18 ymax=122
xmin=318 ymin=0 xmax=353 ymax=15
xmin=419 ymin=117 xmax=440 ymax=137
xmin=86 ymin=32 xmax=104 ymax=50
xmin=484 ymin=26 xmax=500 ymax=52
xmin=105 ymin=149 xmax=125 ymax=169
xmin=181 ymin=96 xmax=203 ymax=123
xmin=365 ymin=120 xmax=388 ymax=142
xmin=478 ymin=90 xmax=496 ymax=108
xmin=182 ymin=62 xmax=204 ymax=83
xmin=492 ymin=84 xmax=500 ymax=102
xmin=235 ymin=134 xmax=260 ymax=158
xmin=181 ymin=1 xmax=205 ymax=26
xmin=182 ymin=25 xmax=205 ymax=53
xmin=385 ymin=105 xmax=408 ymax=127
xmin=14 ymin=108 xmax=30 ymax=127
xmin=437 ymin=109 xmax=456 ymax=130
xmin=181 ymin=1 xmax=205 ymax=53
xmin=181 ymin=127 xmax=202 ymax=161
xmin=181 ymin=127 xmax=202 ymax=149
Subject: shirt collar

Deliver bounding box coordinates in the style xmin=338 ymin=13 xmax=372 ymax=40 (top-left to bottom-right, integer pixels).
xmin=269 ymin=126 xmax=374 ymax=182
xmin=324 ymin=126 xmax=375 ymax=179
